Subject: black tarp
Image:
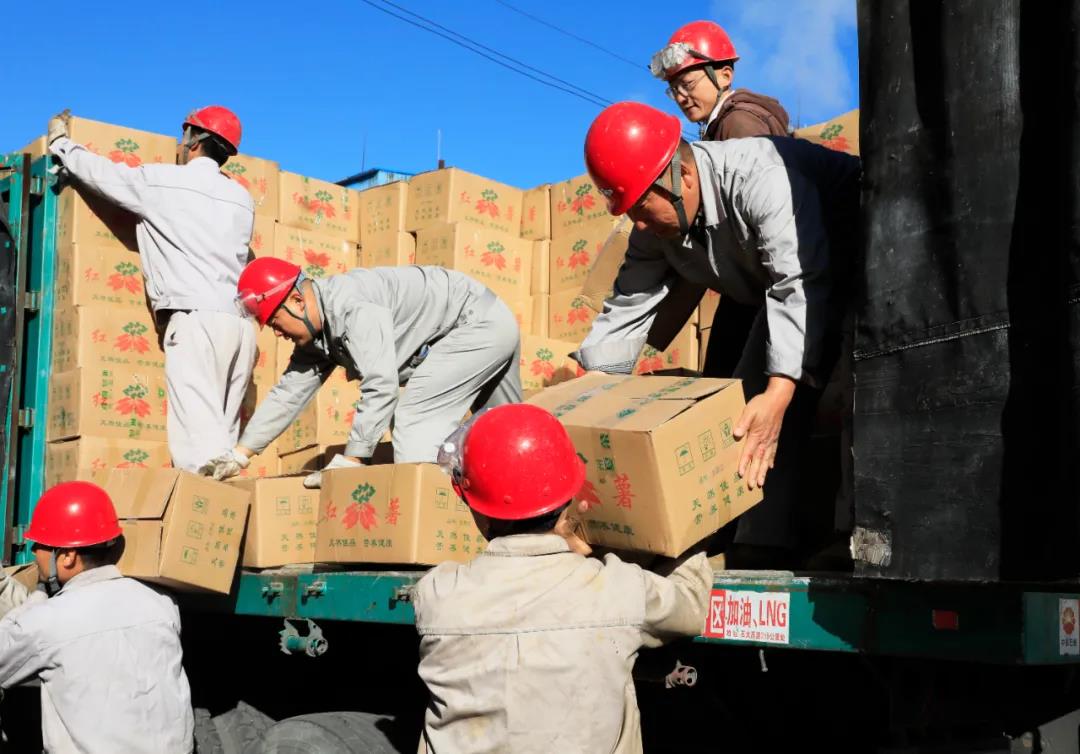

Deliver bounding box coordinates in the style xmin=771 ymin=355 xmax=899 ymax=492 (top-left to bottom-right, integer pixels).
xmin=854 ymin=0 xmax=1080 ymax=580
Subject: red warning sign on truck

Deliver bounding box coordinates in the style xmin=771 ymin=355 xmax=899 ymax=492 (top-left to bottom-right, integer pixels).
xmin=704 ymin=589 xmax=791 ymax=645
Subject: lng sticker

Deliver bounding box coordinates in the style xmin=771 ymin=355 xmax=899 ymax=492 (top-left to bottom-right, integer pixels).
xmin=705 ymin=589 xmax=790 ymax=645
xmin=1059 ymin=598 xmax=1079 ymax=656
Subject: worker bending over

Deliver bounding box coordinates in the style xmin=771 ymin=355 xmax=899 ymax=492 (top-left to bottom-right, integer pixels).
xmin=200 ymin=259 xmax=522 ymax=487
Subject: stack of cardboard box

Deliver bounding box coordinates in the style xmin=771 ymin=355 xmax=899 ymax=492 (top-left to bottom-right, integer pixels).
xmin=44 ymin=117 xmax=176 ymax=488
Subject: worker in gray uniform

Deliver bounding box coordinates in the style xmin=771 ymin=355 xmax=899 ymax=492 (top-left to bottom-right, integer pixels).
xmin=577 ymin=102 xmax=860 ymax=568
xmin=46 ymin=107 xmax=257 ymax=473
xmin=199 ymin=258 xmax=522 ymax=487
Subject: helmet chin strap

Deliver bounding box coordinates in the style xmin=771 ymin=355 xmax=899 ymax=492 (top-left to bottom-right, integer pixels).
xmin=45 ymin=550 xmax=61 ymax=595
xmin=280 ymin=278 xmax=320 ymax=341
xmin=667 ymin=147 xmax=691 ymax=237
xmin=179 ymin=126 xmax=209 ymax=165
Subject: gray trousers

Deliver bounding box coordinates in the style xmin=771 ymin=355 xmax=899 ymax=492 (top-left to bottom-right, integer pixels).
xmin=163 ymin=310 xmax=257 ymax=471
xmin=391 ymin=295 xmax=522 ymax=463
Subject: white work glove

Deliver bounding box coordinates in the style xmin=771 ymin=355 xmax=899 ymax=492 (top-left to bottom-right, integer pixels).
xmin=303 ymin=453 xmax=362 ymax=489
xmin=197 ymin=448 xmax=250 ymax=481
xmin=47 ymin=109 xmax=71 ymax=145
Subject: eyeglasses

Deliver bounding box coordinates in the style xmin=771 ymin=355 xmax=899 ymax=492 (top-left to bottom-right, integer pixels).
xmin=665 ymin=74 xmax=707 ymax=100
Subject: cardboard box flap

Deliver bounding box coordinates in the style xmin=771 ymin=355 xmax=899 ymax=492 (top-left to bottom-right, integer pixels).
xmin=104 ymin=468 xmax=181 ymax=519
xmin=590 ymin=397 xmax=701 ymax=432
xmin=616 ymin=376 xmax=737 ymax=401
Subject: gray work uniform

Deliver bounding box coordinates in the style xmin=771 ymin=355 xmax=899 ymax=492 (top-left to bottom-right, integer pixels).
xmin=49 ymin=139 xmax=257 ymax=472
xmin=0 ymin=565 xmax=194 ymax=753
xmin=239 ymin=266 xmax=522 ymax=463
xmin=575 ymin=137 xmax=860 ymax=548
xmin=414 ymin=535 xmax=713 ymax=754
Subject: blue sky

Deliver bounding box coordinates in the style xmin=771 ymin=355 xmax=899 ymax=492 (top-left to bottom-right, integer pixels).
xmin=5 ymin=0 xmax=857 ymax=189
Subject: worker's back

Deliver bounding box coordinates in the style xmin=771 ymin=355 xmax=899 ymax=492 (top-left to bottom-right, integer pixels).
xmin=414 ymin=535 xmax=711 ymax=754
xmin=0 ymin=565 xmax=193 ymax=753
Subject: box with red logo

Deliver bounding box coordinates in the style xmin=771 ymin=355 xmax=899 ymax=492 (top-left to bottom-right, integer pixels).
xmin=547 ymin=289 xmax=597 ymax=344
xmin=521 ymin=184 xmax=551 ymax=240
xmin=222 ymin=153 xmax=280 ymax=219
xmin=635 ymin=324 xmax=699 ymax=375
xmin=52 ymin=305 xmax=162 ymax=373
xmin=531 ymin=240 xmax=550 ymax=295
xmin=519 ymin=335 xmax=580 ymax=395
xmin=527 ymin=374 xmax=762 ymax=557
xmin=45 ymin=437 xmax=171 ymax=489
xmin=406 ymin=168 xmax=524 ymax=237
xmin=55 ymin=245 xmax=146 ymax=309
xmin=550 ymin=173 xmax=611 ymax=240
xmin=317 ymin=463 xmax=486 ymax=565
xmin=273 ymin=225 xmax=357 ymax=278
xmin=278 ymin=172 xmax=361 ymax=243
xmin=47 ymin=367 xmax=168 ymax=443
xmin=249 ymin=216 xmax=275 ymax=258
xmin=414 ymin=222 xmax=532 ymax=304
xmin=549 ymin=217 xmax=620 ymax=293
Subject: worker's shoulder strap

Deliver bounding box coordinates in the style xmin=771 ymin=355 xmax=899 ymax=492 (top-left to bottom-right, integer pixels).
xmin=709 ymin=90 xmax=792 ymax=139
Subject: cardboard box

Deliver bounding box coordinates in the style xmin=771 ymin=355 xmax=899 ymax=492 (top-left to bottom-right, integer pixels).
xmin=222 ymin=153 xmax=280 ymax=218
xmin=106 ymin=469 xmax=250 ymax=594
xmin=317 ymin=463 xmax=486 ymax=565
xmin=361 ymin=231 xmax=416 ymax=268
xmin=579 ymin=218 xmax=632 ymax=312
xmin=519 ymin=335 xmax=582 ymax=394
xmin=56 ymin=186 xmax=139 ymax=252
xmin=406 ymin=168 xmax=524 ymax=236
xmin=531 ymin=240 xmax=550 ymax=295
xmin=278 ymin=172 xmax=361 ymax=242
xmin=532 ymin=295 xmax=549 ymax=337
xmin=53 ymin=305 xmax=163 ymax=373
xmin=55 ymin=244 xmax=146 ymax=309
xmin=250 ymin=216 xmax=275 ymax=258
xmin=550 ymin=173 xmax=611 ymax=239
xmin=698 ymin=328 xmax=711 ymax=372
xmin=253 ymin=324 xmax=278 ymax=388
xmin=360 ymin=181 xmax=409 ymax=246
xmin=528 ymin=375 xmax=763 ymax=556
xmin=414 ymin=223 xmax=532 ymax=304
xmin=2 ymin=564 xmax=39 ymax=594
xmin=238 ymin=453 xmax=282 ymax=479
xmin=794 ymin=109 xmax=860 ymax=156
xmin=278 ymin=445 xmax=326 ymax=476
xmin=16 ymin=136 xmax=47 ymax=158
xmin=510 ymin=297 xmax=534 ymax=338
xmin=315 ymin=374 xmax=358 ymax=446
xmin=549 ymin=217 xmax=620 ymax=293
xmin=45 ymin=436 xmax=171 ymax=489
xmin=698 ymin=290 xmax=720 ymax=330
xmin=521 ymin=185 xmax=551 ymax=240
xmin=57 ymin=116 xmax=177 ymax=166
xmin=231 ymin=476 xmax=317 ymax=568
xmin=273 ymin=225 xmax=357 ymax=278
xmin=48 ymin=367 xmax=168 ymax=442
xmin=635 ymin=324 xmax=699 ymax=374
xmin=548 ymin=289 xmax=597 ymax=344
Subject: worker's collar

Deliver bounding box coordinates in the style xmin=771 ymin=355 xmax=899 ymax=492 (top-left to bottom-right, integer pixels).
xmin=701 ymin=98 xmax=726 ymax=139
xmin=482 ymin=533 xmax=572 ymax=558
xmin=186 ymin=156 xmax=220 ymax=171
xmin=688 ymin=142 xmax=724 ymax=228
xmin=56 ymin=564 xmax=123 ymax=596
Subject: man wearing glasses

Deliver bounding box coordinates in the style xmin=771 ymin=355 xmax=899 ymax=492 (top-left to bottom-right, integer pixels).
xmin=574 ymin=102 xmax=860 ymax=569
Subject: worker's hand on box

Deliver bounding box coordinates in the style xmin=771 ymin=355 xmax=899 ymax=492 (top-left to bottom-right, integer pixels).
xmin=734 ymin=376 xmax=796 ymax=490
xmin=197 ymin=448 xmax=250 ymax=481
xmin=303 ymin=453 xmax=363 ymax=490
xmin=47 ymin=109 xmax=71 ymax=146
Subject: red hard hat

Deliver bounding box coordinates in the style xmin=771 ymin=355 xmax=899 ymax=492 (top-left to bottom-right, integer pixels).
xmin=25 ymin=482 xmax=122 ymax=549
xmin=236 ymin=257 xmax=301 ymax=326
xmin=651 ymin=20 xmax=739 ymax=80
xmin=452 ymin=404 xmax=585 ymax=521
xmin=585 ymin=102 xmax=682 ymax=216
xmin=183 ymin=105 xmax=242 ymax=155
